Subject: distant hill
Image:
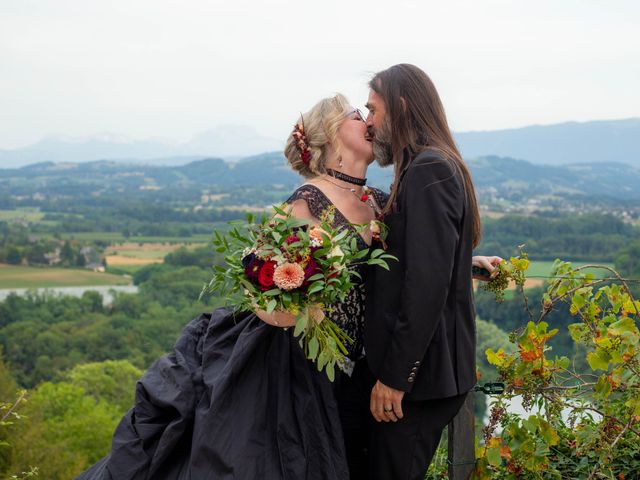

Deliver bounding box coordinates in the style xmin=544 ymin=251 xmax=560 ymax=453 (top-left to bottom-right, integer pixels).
xmin=467 ymin=156 xmax=640 ymax=202
xmin=0 ymin=126 xmax=282 ymax=168
xmin=370 ymin=156 xmax=640 ymax=202
xmin=1 ymin=118 xmax=638 ymax=168
xmin=2 ymin=154 xmax=639 ymax=203
xmin=455 ymin=118 xmax=640 ymax=167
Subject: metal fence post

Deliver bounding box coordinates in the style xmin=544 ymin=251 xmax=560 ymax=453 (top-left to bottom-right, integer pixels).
xmin=447 ymin=393 xmax=476 ymax=479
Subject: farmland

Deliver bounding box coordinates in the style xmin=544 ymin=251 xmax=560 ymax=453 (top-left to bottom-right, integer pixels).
xmin=0 ymin=264 xmax=131 ymax=288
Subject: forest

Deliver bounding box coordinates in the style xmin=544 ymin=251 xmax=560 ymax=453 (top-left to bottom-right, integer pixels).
xmin=1 ymin=155 xmax=640 ymax=477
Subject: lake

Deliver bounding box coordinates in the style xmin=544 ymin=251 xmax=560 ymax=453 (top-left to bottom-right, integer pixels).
xmin=0 ymin=285 xmax=139 ymax=305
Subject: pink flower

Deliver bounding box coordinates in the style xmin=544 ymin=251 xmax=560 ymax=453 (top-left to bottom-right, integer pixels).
xmin=273 ymin=262 xmax=305 ymax=291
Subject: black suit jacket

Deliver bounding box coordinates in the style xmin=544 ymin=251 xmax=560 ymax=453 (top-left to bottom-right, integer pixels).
xmin=365 ymin=150 xmax=476 ymax=401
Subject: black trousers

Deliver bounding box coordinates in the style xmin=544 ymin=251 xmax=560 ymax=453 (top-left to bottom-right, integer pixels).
xmin=335 ymin=357 xmax=468 ymax=480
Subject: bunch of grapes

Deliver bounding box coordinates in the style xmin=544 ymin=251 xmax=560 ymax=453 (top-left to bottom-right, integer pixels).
xmin=480 ymin=262 xmax=511 ymax=302
xmin=480 ymin=250 xmax=529 ymax=302
xmin=482 ymin=404 xmax=506 ymax=443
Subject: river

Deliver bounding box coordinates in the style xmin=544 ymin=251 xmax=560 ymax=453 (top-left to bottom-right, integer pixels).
xmin=0 ymin=285 xmax=139 ymax=305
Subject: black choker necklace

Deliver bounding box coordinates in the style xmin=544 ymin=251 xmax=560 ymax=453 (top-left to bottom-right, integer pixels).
xmin=326 ymin=168 xmax=367 ymax=187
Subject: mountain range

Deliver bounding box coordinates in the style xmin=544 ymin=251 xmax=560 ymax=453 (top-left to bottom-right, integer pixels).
xmin=455 ymin=118 xmax=640 ymax=166
xmin=3 ymin=154 xmax=639 ymax=203
xmin=1 ymin=118 xmax=638 ymax=168
xmin=0 ymin=126 xmax=282 ymax=168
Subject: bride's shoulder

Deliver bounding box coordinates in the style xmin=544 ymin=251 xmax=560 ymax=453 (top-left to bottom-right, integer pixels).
xmin=286 ymin=183 xmax=320 ymax=201
xmin=284 ymin=183 xmax=328 ymax=221
xmin=285 ymin=182 xmax=332 ymax=207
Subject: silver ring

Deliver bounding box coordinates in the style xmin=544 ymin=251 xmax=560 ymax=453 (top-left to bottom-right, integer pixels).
xmin=383 ymin=408 xmax=393 ymax=413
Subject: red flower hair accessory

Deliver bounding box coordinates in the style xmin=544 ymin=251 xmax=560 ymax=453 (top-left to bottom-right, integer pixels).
xmin=292 ymin=115 xmax=312 ymax=165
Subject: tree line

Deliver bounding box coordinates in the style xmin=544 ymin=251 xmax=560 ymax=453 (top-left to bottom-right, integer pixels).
xmin=476 ymin=213 xmax=639 ymax=261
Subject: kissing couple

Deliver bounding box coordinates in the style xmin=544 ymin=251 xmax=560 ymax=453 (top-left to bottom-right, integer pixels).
xmin=78 ymin=63 xmax=501 ymax=480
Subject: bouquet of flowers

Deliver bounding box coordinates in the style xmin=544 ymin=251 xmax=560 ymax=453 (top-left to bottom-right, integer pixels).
xmin=203 ymin=204 xmax=396 ymax=380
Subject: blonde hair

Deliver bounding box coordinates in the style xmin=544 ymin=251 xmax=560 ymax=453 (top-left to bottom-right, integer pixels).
xmin=284 ymin=93 xmax=351 ymax=178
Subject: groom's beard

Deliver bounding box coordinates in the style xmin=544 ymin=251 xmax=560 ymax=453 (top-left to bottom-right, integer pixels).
xmin=372 ymin=119 xmax=393 ymax=167
xmin=373 ymin=141 xmax=393 ymax=167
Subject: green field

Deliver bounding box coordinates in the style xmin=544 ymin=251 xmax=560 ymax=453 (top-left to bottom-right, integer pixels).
xmin=526 ymin=260 xmax=615 ymax=280
xmin=58 ymin=232 xmax=214 ymax=243
xmin=0 ymin=208 xmax=45 ymax=222
xmin=107 ymin=249 xmax=174 ymax=259
xmin=105 ymin=265 xmax=147 ymax=275
xmin=0 ymin=265 xmax=131 ymax=289
xmin=103 ymin=242 xmax=209 ymax=269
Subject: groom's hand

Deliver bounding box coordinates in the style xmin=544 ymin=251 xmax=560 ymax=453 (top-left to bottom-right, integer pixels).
xmin=370 ymin=380 xmax=405 ymax=422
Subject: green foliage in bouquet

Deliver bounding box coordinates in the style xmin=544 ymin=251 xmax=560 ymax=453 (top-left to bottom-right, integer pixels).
xmin=203 ymin=204 xmax=396 ymax=380
xmin=475 ymin=252 xmax=640 ymax=479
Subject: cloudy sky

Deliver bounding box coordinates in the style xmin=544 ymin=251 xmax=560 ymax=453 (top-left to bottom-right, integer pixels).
xmin=1 ymin=0 xmax=639 ymax=150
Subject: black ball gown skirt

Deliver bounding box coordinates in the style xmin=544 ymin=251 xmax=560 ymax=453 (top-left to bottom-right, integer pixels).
xmin=76 ymin=307 xmax=349 ymax=480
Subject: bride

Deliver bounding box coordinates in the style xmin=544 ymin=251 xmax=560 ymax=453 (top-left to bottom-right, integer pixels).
xmin=77 ymin=93 xmax=499 ymax=480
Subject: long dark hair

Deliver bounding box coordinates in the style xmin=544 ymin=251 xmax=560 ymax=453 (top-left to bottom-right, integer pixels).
xmin=370 ymin=64 xmax=482 ymax=248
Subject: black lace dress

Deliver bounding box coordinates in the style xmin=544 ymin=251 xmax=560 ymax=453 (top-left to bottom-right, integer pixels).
xmin=77 ymin=184 xmax=387 ymax=480
xmin=285 ymin=184 xmax=387 ymax=367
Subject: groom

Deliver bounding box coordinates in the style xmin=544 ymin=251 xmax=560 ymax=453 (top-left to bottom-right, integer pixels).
xmin=362 ymin=64 xmax=482 ymax=479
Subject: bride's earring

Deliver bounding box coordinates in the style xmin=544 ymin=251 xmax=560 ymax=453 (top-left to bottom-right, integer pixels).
xmin=338 ymin=158 xmax=343 ymax=169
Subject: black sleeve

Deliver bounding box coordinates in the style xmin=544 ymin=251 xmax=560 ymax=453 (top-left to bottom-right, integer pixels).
xmin=378 ymin=156 xmax=463 ymax=392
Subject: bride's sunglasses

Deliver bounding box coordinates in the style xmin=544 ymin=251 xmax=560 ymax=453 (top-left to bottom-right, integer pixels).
xmin=343 ymin=108 xmax=366 ymax=122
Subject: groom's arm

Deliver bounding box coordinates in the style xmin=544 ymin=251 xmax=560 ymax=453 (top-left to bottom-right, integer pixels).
xmin=378 ymin=154 xmax=463 ymax=393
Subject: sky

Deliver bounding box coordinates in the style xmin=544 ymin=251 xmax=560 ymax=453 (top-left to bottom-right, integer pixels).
xmin=1 ymin=0 xmax=639 ymax=150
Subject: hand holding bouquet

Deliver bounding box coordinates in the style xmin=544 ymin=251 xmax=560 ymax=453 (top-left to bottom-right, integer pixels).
xmin=203 ymin=204 xmax=396 ymax=380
